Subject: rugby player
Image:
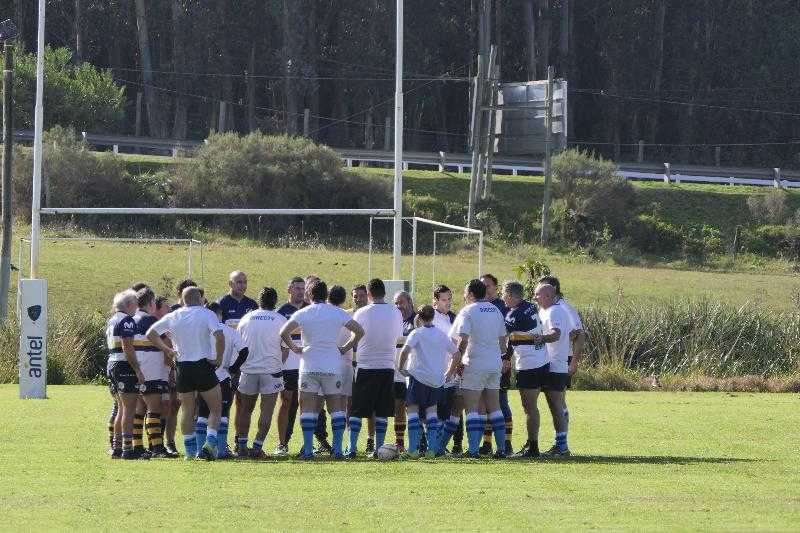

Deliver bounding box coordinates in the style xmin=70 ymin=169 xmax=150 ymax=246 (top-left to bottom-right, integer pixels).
xmin=398 ymin=305 xmax=459 ymax=458
xmin=393 ymin=290 xmax=416 ymax=451
xmin=538 ymin=275 xmax=584 ymax=446
xmin=303 ymin=274 xmax=333 ymax=454
xmin=154 ymin=295 xmax=180 ymax=455
xmin=196 ymin=302 xmax=248 ymax=458
xmin=448 ymin=279 xmax=509 ymax=459
xmin=171 ymin=279 xmax=197 ymax=311
xmin=275 ymin=276 xmax=305 ymax=456
xmin=218 ymin=271 xmax=258 ymax=328
xmin=105 ymin=289 xmax=144 ymax=459
xmin=533 ymin=283 xmax=571 ymax=457
xmin=502 ymin=281 xmax=548 ymax=458
xmin=480 ymin=273 xmax=513 ymax=456
xmin=351 ymin=284 xmax=376 ymax=453
xmin=280 ymin=279 xmax=364 ymax=459
xmin=432 ymin=285 xmax=465 ymax=455
xmin=147 ymin=287 xmax=225 ymax=460
xmin=330 ymin=285 xmax=356 ymax=443
xmin=347 ymin=278 xmax=403 ymax=457
xmin=235 ymin=288 xmax=287 ymax=459
xmin=132 ymin=287 xmax=173 ymax=458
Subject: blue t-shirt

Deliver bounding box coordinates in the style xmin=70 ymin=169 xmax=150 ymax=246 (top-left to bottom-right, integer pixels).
xmin=218 ymin=294 xmax=258 ymax=327
xmin=489 ymin=297 xmax=509 ymax=317
xmin=505 ymin=300 xmax=548 ymax=370
xmin=277 ymin=302 xmax=302 ymax=341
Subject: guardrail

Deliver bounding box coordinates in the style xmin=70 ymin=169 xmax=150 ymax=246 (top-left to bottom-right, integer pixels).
xmin=9 ymin=130 xmax=800 ymax=188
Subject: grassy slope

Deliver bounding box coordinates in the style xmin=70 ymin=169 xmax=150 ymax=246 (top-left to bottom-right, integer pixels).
xmin=1 ymin=385 xmax=798 ymax=531
xmin=13 ymin=237 xmax=800 ymax=312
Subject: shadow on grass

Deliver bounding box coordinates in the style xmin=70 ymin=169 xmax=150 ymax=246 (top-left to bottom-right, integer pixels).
xmin=558 ymin=455 xmax=757 ymax=465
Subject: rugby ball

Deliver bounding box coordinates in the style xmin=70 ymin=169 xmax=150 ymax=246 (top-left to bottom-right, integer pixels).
xmin=375 ymin=443 xmax=400 ymax=460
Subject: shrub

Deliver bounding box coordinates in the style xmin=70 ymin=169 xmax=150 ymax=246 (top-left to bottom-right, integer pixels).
xmin=628 ymin=214 xmax=683 ymax=255
xmin=551 ymin=148 xmax=637 ymax=240
xmin=741 ymin=224 xmax=800 ymax=259
xmin=747 ymin=189 xmax=788 ymax=224
xmin=171 ymin=132 xmax=391 ymax=239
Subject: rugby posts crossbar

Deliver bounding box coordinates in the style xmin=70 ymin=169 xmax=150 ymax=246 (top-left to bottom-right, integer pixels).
xmin=39 ymin=207 xmax=396 ymax=216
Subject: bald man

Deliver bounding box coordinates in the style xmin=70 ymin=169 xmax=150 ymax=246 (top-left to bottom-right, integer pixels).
xmin=533 ymin=283 xmax=570 ymax=457
xmin=218 ymin=271 xmax=258 ymax=329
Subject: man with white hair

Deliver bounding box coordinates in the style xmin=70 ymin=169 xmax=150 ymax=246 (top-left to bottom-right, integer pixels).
xmin=533 ymin=283 xmax=571 ymax=457
xmin=106 ymin=289 xmax=143 ymax=459
xmin=147 ymin=287 xmax=225 ymax=460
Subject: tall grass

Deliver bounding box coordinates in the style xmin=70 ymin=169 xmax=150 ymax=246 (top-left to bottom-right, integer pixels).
xmin=0 ymin=301 xmax=798 ymax=387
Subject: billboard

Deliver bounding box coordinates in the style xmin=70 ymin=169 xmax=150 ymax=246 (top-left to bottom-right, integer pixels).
xmin=493 ymin=79 xmax=568 ymax=156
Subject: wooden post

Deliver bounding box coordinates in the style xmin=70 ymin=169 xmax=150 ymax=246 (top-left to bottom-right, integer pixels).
xmin=638 ymin=139 xmax=644 ymax=163
xmin=468 ymin=54 xmax=487 ymax=228
xmin=540 ymin=66 xmax=555 ymax=245
xmin=218 ymin=100 xmax=227 ymax=132
xmin=774 ymin=168 xmax=782 ymax=189
xmin=483 ymin=46 xmax=499 ymax=199
xmin=715 ymin=146 xmax=721 ymax=167
xmin=663 ymin=162 xmax=671 ymax=184
xmin=303 ymin=108 xmax=310 ymax=137
xmin=384 ymin=113 xmax=392 ymax=150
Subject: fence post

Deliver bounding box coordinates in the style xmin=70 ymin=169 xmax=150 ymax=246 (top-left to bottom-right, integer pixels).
xmin=773 ymin=168 xmax=782 ymax=189
xmin=112 ymin=144 xmax=119 ymax=154
xmin=663 ymin=163 xmax=671 ymax=184
xmin=715 ymin=146 xmax=721 ymax=167
xmin=637 ymin=140 xmax=644 ymax=163
xmin=303 ymin=108 xmax=310 ymax=137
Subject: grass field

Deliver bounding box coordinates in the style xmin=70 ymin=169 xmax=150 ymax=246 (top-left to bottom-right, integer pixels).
xmin=12 ymin=235 xmax=799 ymax=313
xmin=1 ymin=385 xmax=798 ymax=531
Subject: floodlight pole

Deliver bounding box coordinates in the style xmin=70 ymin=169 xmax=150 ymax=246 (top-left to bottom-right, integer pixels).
xmin=30 ymin=0 xmax=45 ymax=279
xmin=392 ymin=0 xmax=404 ymax=280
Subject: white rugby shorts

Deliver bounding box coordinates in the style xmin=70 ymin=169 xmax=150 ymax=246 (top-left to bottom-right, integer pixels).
xmin=339 ymin=359 xmax=354 ymax=397
xmin=299 ymin=372 xmax=342 ymax=396
xmin=459 ymin=367 xmax=501 ymax=391
xmin=238 ymin=372 xmax=285 ymax=395
xmin=137 ymin=352 xmax=170 ymax=383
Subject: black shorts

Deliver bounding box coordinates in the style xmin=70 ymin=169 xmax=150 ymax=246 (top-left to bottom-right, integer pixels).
xmin=282 ymin=369 xmax=299 ymax=392
xmin=109 ymin=361 xmax=138 ymax=395
xmin=544 ymin=372 xmax=570 ymax=392
xmin=142 ymin=380 xmax=169 ymax=395
xmin=393 ymin=380 xmax=407 ymax=400
xmin=516 ymin=364 xmax=550 ymax=390
xmin=405 ymin=376 xmax=443 ymax=411
xmin=500 ymin=369 xmax=511 ymax=390
xmin=351 ymin=368 xmax=394 ymax=418
xmin=198 ymin=377 xmax=232 ymax=418
xmin=176 ymin=360 xmax=219 ymax=394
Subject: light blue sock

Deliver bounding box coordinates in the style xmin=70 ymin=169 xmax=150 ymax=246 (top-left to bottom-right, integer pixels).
xmin=407 ymin=414 xmax=421 ymax=453
xmin=195 ymin=417 xmax=208 ymax=452
xmin=375 ymin=417 xmax=388 ymax=449
xmin=300 ymin=412 xmax=318 ymax=456
xmin=348 ymin=417 xmax=362 ymax=454
xmin=331 ymin=411 xmax=346 ymax=455
xmin=465 ymin=412 xmax=482 ymax=454
xmin=218 ymin=417 xmax=229 ymax=457
xmin=440 ymin=416 xmax=459 ymax=452
xmin=426 ymin=414 xmax=440 ymax=454
xmin=489 ymin=410 xmax=506 ymax=453
xmin=556 ymin=431 xmax=568 ymax=452
xmin=183 ymin=433 xmax=197 ymax=458
xmin=206 ymin=427 xmax=218 ymax=451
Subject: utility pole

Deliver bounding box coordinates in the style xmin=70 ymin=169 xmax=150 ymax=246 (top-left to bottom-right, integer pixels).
xmin=0 ymin=19 xmax=18 ymax=323
xmin=540 ymin=65 xmax=554 ymax=246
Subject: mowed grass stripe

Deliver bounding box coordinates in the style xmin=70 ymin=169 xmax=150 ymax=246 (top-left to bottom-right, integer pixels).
xmin=1 ymin=385 xmax=798 ymax=531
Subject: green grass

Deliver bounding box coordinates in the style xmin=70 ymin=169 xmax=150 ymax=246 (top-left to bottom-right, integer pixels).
xmin=1 ymin=385 xmax=798 ymax=530
xmin=8 ymin=235 xmax=800 ymax=313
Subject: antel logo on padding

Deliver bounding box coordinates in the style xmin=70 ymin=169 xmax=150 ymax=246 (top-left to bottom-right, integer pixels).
xmin=27 ymin=305 xmax=42 ymax=322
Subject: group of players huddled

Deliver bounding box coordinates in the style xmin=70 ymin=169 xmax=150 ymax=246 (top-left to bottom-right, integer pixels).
xmin=105 ymin=270 xmax=584 ymax=461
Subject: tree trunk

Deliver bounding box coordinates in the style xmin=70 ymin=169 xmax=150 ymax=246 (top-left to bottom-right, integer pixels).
xmin=540 ymin=0 xmax=551 ymax=73
xmin=170 ymin=0 xmax=188 ymax=139
xmin=133 ymin=0 xmax=166 ymax=137
xmin=74 ymin=0 xmax=84 ymax=63
xmin=649 ymin=0 xmax=666 ymax=142
xmin=282 ymin=0 xmax=300 ymax=135
xmin=523 ymin=0 xmax=537 ymax=79
xmin=14 ymin=0 xmax=26 ymax=50
xmin=558 ymin=0 xmax=569 ymax=77
xmin=247 ymin=43 xmax=257 ymax=132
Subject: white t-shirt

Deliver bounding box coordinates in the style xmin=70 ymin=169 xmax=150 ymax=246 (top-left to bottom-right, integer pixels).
xmin=148 ymin=306 xmax=222 ymax=362
xmin=292 ymin=302 xmax=352 ymax=374
xmin=214 ymin=323 xmax=246 ymax=381
xmin=539 ymin=304 xmax=572 ymax=373
xmin=353 ymin=303 xmax=403 ymax=370
xmin=337 ymin=308 xmax=355 ymax=363
xmin=433 ymin=311 xmax=459 ymax=388
xmin=449 ymin=301 xmax=506 ymax=372
xmin=404 ymin=325 xmax=458 ymax=388
xmin=237 ymin=309 xmax=287 ymax=375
